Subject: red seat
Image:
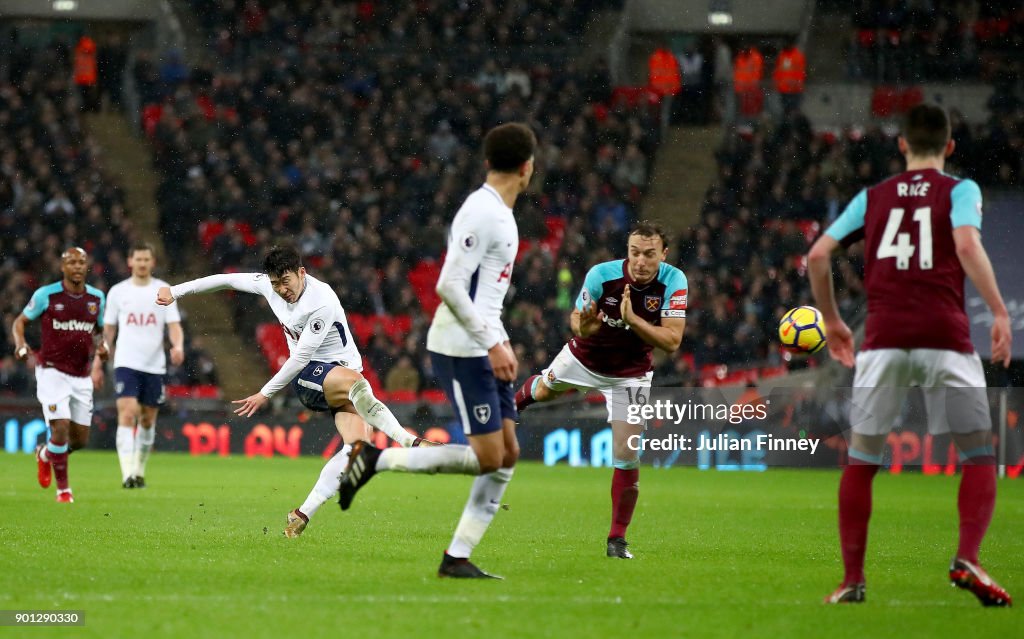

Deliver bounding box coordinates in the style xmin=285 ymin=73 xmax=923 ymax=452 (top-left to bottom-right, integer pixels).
xmin=900 ymin=86 xmax=923 ymax=112
xmin=235 ymin=222 xmax=258 ymax=247
xmin=192 ymin=384 xmax=222 ymax=399
xmin=346 ymin=313 xmax=374 ymax=345
xmin=871 ymin=86 xmax=900 ymax=118
xmin=199 ymin=221 xmax=225 ymax=250
xmin=141 ymin=103 xmax=163 ymax=137
xmin=611 ymin=86 xmax=655 ymax=109
xmin=256 ymin=323 xmax=288 ymax=370
xmin=420 ymin=389 xmax=448 ymax=404
xmin=408 ymin=259 xmax=442 ymax=315
xmin=387 ymin=390 xmax=417 ymax=403
xmin=759 ymin=365 xmax=789 ymax=380
xmin=795 ymin=220 xmax=821 ymax=244
xmin=165 ymin=384 xmax=191 ymax=398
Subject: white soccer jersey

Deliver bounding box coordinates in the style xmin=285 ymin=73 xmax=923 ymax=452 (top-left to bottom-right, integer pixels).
xmin=170 ymin=272 xmax=361 ymax=397
xmin=427 ymin=183 xmax=518 ymax=358
xmin=104 ymin=278 xmax=181 ymax=374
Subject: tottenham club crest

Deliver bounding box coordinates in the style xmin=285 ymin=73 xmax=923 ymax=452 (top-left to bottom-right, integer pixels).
xmin=473 ymin=404 xmax=491 ymax=424
xmin=312 ymin=365 xmax=324 ymax=377
xmin=644 ymin=296 xmax=661 ymax=312
xmin=87 ymin=301 xmax=99 ymax=315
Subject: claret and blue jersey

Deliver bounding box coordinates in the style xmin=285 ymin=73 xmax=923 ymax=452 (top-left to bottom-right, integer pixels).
xmin=569 ymin=260 xmax=688 ymax=378
xmin=824 ymin=168 xmax=982 ymax=353
xmin=22 ymin=282 xmax=105 ymax=377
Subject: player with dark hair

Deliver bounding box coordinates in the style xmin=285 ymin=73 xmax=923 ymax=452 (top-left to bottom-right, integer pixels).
xmin=515 ymin=221 xmax=688 ymax=559
xmin=12 ymin=247 xmax=109 ymax=503
xmin=809 ymin=104 xmax=1013 ymax=606
xmin=104 ymin=242 xmax=184 ymax=488
xmin=157 ymin=245 xmax=432 ymax=536
xmin=339 ymin=122 xmax=537 ymax=578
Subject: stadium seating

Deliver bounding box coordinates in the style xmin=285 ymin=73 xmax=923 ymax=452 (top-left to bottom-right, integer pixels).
xmin=149 ymin=0 xmax=656 ymax=394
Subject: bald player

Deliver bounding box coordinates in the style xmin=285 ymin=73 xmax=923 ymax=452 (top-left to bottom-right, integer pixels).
xmin=12 ymin=247 xmax=109 ymax=503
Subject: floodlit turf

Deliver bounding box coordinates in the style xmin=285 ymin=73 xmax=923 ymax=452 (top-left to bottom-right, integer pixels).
xmin=0 ymin=452 xmax=1020 ymax=638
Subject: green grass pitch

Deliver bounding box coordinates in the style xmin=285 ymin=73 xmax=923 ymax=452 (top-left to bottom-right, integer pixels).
xmin=0 ymin=451 xmax=1020 ymax=638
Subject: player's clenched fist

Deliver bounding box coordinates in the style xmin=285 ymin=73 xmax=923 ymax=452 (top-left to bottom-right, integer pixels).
xmin=156 ymin=286 xmax=175 ymax=305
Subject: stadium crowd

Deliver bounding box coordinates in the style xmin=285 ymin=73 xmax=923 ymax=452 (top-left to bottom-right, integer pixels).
xmin=144 ymin=0 xmax=658 ymax=393
xmin=0 ymin=44 xmax=216 ymax=397
xmin=6 ymin=2 xmax=1018 ymax=398
xmin=841 ymin=0 xmax=1024 ymax=83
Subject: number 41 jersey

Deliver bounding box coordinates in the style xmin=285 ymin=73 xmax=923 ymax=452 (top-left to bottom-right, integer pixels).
xmin=824 ymin=168 xmax=982 ymax=353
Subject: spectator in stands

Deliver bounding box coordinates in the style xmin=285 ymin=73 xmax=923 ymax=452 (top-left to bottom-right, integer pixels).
xmin=73 ymin=35 xmax=100 ymax=112
xmin=385 ymin=355 xmax=422 ymax=394
xmin=675 ymin=39 xmax=707 ymax=124
xmin=773 ymin=39 xmax=807 ymax=115
xmin=733 ymin=43 xmax=765 ymax=123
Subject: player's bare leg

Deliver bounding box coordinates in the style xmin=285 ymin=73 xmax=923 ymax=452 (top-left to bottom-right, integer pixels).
xmin=42 ymin=418 xmax=83 ymax=502
xmin=948 ymin=430 xmax=1011 ymax=606
xmin=826 ymin=432 xmax=884 ymax=603
xmin=322 ymin=366 xmax=427 ymax=447
xmin=607 ymin=419 xmax=643 ymax=559
xmin=115 ymin=397 xmax=140 ymax=488
xmin=131 ymin=405 xmax=159 ymax=488
xmin=286 ymin=409 xmax=371 ymax=538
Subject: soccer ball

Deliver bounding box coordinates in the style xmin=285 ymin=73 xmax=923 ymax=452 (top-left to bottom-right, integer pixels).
xmin=778 ymin=306 xmax=827 ymax=354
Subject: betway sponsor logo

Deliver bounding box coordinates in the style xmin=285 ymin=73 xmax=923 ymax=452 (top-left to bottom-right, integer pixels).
xmin=52 ymin=318 xmax=95 ymax=332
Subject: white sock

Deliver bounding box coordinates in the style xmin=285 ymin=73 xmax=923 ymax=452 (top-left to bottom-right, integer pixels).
xmin=299 ymin=445 xmax=351 ymax=519
xmin=349 ymin=378 xmax=416 ymax=447
xmin=133 ymin=426 xmax=156 ymax=477
xmin=377 ymin=445 xmax=480 ymax=474
xmin=448 ymin=467 xmax=515 ymax=558
xmin=116 ymin=425 xmax=135 ymax=481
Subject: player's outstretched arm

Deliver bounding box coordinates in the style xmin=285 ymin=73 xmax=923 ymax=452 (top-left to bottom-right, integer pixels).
xmin=234 ymin=306 xmax=332 ymax=417
xmin=157 ymin=273 xmax=267 ymax=305
xmin=954 ymin=226 xmax=1012 ymax=367
xmin=808 ymin=234 xmax=855 ymax=367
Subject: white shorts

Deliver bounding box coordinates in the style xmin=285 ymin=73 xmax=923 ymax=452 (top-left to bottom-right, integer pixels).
xmin=541 ymin=344 xmax=653 ymax=423
xmin=35 ymin=366 xmax=94 ymax=427
xmin=851 ymin=348 xmax=989 ymax=436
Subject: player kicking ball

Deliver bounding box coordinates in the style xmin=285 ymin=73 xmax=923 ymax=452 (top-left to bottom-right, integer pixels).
xmin=809 ymin=104 xmax=1013 ymax=606
xmin=104 ymin=242 xmax=185 ymax=489
xmin=338 ymin=123 xmax=536 ymax=578
xmin=12 ymin=247 xmax=109 ymax=503
xmin=157 ymin=245 xmax=432 ymax=537
xmin=515 ymin=221 xmax=687 ymax=559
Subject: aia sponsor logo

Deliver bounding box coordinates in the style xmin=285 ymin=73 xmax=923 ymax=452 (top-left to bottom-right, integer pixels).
xmin=126 ymin=312 xmax=157 ymax=326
